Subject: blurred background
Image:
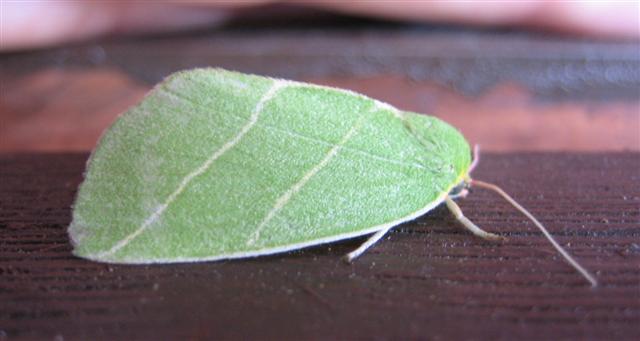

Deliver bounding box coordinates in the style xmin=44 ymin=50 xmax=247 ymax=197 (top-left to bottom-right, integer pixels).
xmin=1 ymin=1 xmax=639 ymax=152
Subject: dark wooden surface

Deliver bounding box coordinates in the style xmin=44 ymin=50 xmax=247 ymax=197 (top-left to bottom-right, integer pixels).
xmin=1 ymin=21 xmax=640 ymax=340
xmin=1 ymin=152 xmax=639 ymax=340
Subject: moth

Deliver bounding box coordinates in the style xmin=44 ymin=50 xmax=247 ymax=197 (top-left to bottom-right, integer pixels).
xmin=69 ymin=68 xmax=596 ymax=286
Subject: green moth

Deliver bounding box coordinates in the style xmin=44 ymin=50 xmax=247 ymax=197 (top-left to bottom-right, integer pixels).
xmin=68 ymin=68 xmax=596 ymax=286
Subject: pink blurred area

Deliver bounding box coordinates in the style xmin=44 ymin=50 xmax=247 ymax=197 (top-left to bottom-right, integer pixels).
xmin=1 ymin=1 xmax=638 ymax=51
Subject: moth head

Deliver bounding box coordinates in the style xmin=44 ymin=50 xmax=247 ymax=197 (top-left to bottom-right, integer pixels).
xmin=447 ymin=180 xmax=469 ymax=199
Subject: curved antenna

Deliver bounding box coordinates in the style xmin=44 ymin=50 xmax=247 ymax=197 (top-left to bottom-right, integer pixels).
xmin=470 ymin=179 xmax=598 ymax=287
xmin=468 ymin=144 xmax=481 ymax=174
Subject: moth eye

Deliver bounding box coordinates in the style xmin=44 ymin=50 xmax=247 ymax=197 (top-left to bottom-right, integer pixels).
xmin=448 ymin=182 xmax=466 ymax=197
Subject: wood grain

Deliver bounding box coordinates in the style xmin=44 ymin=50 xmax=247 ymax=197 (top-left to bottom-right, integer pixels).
xmin=2 ymin=69 xmax=638 ymax=152
xmin=1 ymin=29 xmax=638 ymax=152
xmin=1 ymin=152 xmax=638 ymax=340
xmin=0 ymin=69 xmax=147 ymax=152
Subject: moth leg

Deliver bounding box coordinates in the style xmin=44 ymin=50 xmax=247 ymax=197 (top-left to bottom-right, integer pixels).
xmin=343 ymin=226 xmax=393 ymax=262
xmin=445 ymin=196 xmax=505 ymax=241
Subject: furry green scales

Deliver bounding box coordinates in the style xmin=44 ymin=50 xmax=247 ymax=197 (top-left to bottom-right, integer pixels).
xmin=67 ymin=69 xmax=597 ymax=287
xmin=69 ymin=68 xmax=470 ymax=263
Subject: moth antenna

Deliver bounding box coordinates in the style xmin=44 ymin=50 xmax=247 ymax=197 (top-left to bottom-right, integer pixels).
xmin=470 ymin=179 xmax=598 ymax=287
xmin=468 ymin=144 xmax=481 ymax=174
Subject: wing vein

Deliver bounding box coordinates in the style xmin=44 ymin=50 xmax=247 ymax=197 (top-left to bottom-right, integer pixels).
xmin=163 ymin=83 xmax=417 ymax=170
xmin=246 ymin=113 xmax=366 ymax=246
xmin=256 ymin=123 xmax=429 ymax=171
xmin=94 ymin=80 xmax=285 ymax=258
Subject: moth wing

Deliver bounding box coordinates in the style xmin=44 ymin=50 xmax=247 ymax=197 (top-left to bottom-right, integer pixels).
xmin=69 ymin=69 xmax=470 ymax=263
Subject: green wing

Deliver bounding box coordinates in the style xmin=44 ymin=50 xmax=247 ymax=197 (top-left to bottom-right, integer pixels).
xmin=68 ymin=68 xmax=471 ymax=263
